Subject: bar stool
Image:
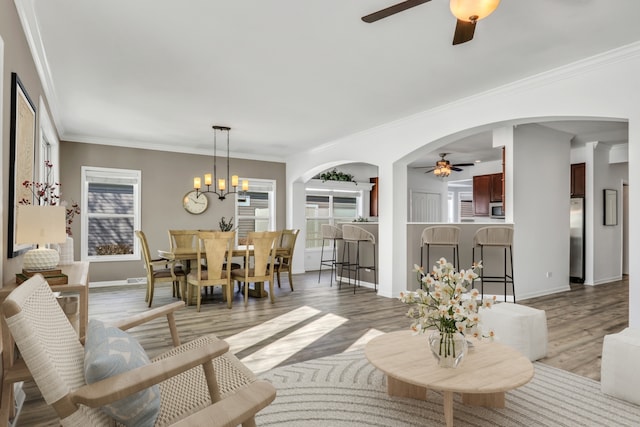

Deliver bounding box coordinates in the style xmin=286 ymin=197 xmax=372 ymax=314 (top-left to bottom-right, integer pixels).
xmin=420 ymin=226 xmax=461 ymax=270
xmin=318 ymin=224 xmax=343 ymax=287
xmin=340 ymin=224 xmax=377 ymax=293
xmin=472 ymin=226 xmax=515 ymax=303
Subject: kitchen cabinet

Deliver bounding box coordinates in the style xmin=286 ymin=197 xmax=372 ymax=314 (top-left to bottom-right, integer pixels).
xmin=490 ymin=173 xmax=503 ymax=203
xmin=474 ymin=172 xmax=503 ymax=216
xmin=370 ymin=177 xmax=378 ymax=217
xmin=571 ymin=163 xmax=585 ymax=197
xmin=473 ymin=175 xmax=491 ymax=216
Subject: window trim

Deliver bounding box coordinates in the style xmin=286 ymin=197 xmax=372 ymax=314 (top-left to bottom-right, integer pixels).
xmin=304 ymin=186 xmax=364 ymax=251
xmin=81 ymin=166 xmax=141 ymax=262
xmin=234 ymin=178 xmax=276 ymax=242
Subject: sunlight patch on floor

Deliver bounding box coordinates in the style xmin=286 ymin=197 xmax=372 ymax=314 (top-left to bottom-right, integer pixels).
xmin=225 ymin=306 xmax=321 ymax=354
xmin=344 ymin=328 xmax=385 ymax=353
xmin=240 ymin=313 xmax=348 ymax=373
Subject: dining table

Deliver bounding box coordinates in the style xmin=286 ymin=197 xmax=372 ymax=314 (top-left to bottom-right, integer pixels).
xmin=158 ymin=246 xmax=286 ymax=299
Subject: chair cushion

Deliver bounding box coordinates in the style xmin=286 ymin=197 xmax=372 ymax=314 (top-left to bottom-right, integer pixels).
xmin=84 ymin=319 xmax=160 ymax=427
xmin=153 ymin=267 xmax=185 ymax=279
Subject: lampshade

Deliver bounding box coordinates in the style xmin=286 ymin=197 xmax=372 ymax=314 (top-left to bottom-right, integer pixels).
xmin=16 ymin=205 xmax=67 ymax=271
xmin=450 ymin=0 xmax=501 ymax=22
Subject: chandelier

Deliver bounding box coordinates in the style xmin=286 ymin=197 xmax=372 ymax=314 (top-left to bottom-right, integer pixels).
xmin=433 ymin=160 xmax=451 ymax=177
xmin=193 ymin=125 xmax=248 ymax=200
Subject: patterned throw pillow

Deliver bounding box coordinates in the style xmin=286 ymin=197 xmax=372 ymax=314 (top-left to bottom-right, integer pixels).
xmin=84 ymin=319 xmax=160 ymax=427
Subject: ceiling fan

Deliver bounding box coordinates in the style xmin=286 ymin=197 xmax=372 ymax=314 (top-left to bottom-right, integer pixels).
xmin=361 ymin=0 xmax=501 ymax=45
xmin=419 ymin=153 xmax=474 ymax=177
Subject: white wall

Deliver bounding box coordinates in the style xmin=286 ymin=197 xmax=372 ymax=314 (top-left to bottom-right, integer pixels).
xmin=586 ymin=144 xmax=627 ymax=284
xmin=285 ymin=42 xmax=640 ymax=327
xmin=510 ymin=124 xmax=572 ymax=298
xmin=407 ymin=168 xmax=447 ymax=221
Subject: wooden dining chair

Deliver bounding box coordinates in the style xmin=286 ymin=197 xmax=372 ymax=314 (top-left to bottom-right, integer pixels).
xmin=187 ymin=231 xmax=235 ymax=311
xmin=135 ymin=230 xmax=186 ymax=307
xmin=274 ymin=229 xmax=300 ymax=291
xmin=168 ymin=229 xmax=199 ymax=275
xmin=231 ymin=231 xmax=281 ymax=307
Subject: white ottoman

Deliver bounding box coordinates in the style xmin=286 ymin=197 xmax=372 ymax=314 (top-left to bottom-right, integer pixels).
xmin=479 ymin=303 xmax=548 ymax=361
xmin=601 ymin=328 xmax=640 ymax=405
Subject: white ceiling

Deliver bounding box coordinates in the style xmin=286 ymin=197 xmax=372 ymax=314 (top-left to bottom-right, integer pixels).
xmin=16 ymin=0 xmax=640 ymax=163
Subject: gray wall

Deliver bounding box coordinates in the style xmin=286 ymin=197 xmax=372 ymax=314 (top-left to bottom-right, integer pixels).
xmin=1 ymin=0 xmax=55 ymax=283
xmin=60 ymin=141 xmax=286 ymax=283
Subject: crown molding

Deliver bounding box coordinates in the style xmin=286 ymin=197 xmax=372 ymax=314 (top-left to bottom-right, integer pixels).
xmin=14 ymin=0 xmax=66 ymax=136
xmin=61 ymin=133 xmax=284 ymax=163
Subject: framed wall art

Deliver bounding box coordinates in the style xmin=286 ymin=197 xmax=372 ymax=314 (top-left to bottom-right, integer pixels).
xmin=7 ymin=72 xmax=37 ymax=258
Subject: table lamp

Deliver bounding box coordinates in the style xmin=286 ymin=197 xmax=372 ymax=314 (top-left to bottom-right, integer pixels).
xmin=16 ymin=205 xmax=67 ymax=271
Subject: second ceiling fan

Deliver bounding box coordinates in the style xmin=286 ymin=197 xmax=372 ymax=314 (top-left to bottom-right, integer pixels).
xmin=362 ymin=0 xmax=501 ymax=45
xmin=420 ymin=153 xmax=474 ymax=177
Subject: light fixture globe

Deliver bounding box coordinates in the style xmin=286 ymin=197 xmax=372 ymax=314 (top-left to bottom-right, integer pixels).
xmin=450 ymin=0 xmax=501 ymax=22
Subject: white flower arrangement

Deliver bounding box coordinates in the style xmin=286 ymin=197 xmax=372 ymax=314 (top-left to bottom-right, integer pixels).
xmin=399 ymin=258 xmax=495 ymax=341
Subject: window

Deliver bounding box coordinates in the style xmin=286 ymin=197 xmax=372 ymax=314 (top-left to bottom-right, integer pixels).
xmin=81 ymin=167 xmax=141 ymax=261
xmin=459 ymin=192 xmax=473 ymax=219
xmin=37 ymin=99 xmax=60 ymax=187
xmin=235 ymin=179 xmax=275 ymax=244
xmin=305 ymin=191 xmax=360 ymax=249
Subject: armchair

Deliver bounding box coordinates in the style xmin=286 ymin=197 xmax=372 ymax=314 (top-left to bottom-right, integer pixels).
xmin=2 ymin=274 xmax=276 ymax=426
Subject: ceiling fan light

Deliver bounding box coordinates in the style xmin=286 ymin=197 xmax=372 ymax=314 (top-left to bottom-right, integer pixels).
xmin=450 ymin=0 xmax=501 ymax=22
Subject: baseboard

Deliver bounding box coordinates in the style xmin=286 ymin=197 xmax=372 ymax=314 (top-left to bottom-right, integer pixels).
xmin=589 ymin=275 xmax=624 ymax=286
xmin=335 ymin=276 xmax=376 ymax=290
xmin=90 ymin=279 xmax=142 ymax=288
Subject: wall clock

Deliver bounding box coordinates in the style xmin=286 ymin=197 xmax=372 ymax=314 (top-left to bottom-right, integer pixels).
xmin=182 ymin=191 xmax=208 ymax=214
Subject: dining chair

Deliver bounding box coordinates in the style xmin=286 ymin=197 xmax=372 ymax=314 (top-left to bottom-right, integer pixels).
xmin=168 ymin=229 xmax=199 ymax=276
xmin=274 ymin=229 xmax=300 ymax=291
xmin=3 ymin=273 xmax=276 ymax=426
xmin=187 ymin=231 xmax=236 ymax=311
xmin=231 ymin=231 xmax=281 ymax=307
xmin=136 ymin=230 xmax=186 ymax=307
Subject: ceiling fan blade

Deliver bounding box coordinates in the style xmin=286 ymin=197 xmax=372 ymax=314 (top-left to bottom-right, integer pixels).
xmin=451 ymin=167 xmax=464 ymax=172
xmin=452 ymin=163 xmax=475 ymax=167
xmin=362 ymin=0 xmax=431 ymax=23
xmin=423 ymin=168 xmax=436 ymax=174
xmin=452 ymin=19 xmax=476 ymax=45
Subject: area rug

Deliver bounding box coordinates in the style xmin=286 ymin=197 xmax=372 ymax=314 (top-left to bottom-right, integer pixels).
xmin=257 ymin=350 xmax=640 ymax=426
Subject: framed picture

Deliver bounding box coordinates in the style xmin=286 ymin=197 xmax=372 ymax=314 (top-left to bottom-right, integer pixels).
xmin=603 ymin=189 xmax=617 ymax=226
xmin=7 ymin=72 xmax=37 ymax=258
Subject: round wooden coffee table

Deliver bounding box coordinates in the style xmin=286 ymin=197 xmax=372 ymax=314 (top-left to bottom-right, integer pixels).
xmin=365 ymin=330 xmax=534 ymax=427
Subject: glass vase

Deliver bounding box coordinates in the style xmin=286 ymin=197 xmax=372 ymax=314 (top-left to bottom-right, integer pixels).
xmin=428 ymin=330 xmax=468 ymax=368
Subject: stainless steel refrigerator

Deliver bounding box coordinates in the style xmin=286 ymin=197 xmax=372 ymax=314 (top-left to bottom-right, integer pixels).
xmin=570 ymin=197 xmax=585 ymax=283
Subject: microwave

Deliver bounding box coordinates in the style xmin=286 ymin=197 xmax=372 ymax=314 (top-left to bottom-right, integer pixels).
xmin=489 ymin=202 xmax=505 ymax=219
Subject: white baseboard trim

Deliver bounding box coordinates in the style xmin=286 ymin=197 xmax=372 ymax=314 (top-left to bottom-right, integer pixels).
xmin=90 ymin=278 xmax=144 ymax=288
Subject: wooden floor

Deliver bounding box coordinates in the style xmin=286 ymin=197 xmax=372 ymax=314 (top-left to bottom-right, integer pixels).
xmin=15 ymin=271 xmax=628 ymax=426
